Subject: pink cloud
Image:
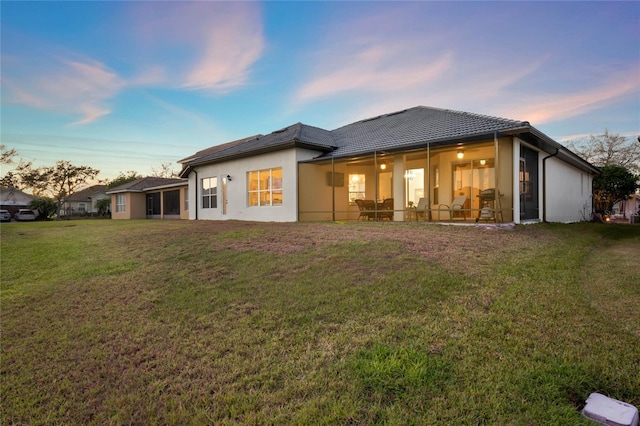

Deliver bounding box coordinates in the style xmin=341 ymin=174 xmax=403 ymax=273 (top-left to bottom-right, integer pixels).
xmin=493 ymin=67 xmax=640 ymax=125
xmin=128 ymin=2 xmax=265 ymax=92
xmin=3 ymin=55 xmax=124 ymax=125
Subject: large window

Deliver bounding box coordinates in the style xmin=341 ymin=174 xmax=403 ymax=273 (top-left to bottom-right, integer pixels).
xmin=116 ymin=194 xmax=126 ymax=212
xmin=202 ymin=177 xmax=217 ymax=209
xmin=248 ymin=168 xmax=282 ymax=206
xmin=184 ymin=188 xmax=189 ymax=211
xmin=452 ymin=158 xmax=495 ymax=210
xmin=348 ymin=174 xmax=365 ymax=203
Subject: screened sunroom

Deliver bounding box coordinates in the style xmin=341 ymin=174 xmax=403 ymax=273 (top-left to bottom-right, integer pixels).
xmin=299 ymin=137 xmax=515 ymax=223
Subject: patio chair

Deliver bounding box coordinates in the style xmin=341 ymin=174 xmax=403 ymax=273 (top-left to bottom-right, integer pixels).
xmin=355 ymin=199 xmax=376 ymax=221
xmin=378 ymin=198 xmax=394 ymax=221
xmin=415 ymin=197 xmax=428 ymax=221
xmin=438 ymin=195 xmax=467 ymax=221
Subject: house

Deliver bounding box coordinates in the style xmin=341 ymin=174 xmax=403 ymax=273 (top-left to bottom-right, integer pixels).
xmin=105 ymin=177 xmax=188 ymax=220
xmin=614 ymin=193 xmax=640 ymax=223
xmin=178 ymin=106 xmax=599 ymax=224
xmin=63 ymin=184 xmax=109 ymax=216
xmin=0 ymin=187 xmax=34 ymax=217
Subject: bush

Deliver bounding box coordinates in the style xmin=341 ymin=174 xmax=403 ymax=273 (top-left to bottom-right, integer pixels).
xmin=28 ymin=197 xmax=56 ymax=220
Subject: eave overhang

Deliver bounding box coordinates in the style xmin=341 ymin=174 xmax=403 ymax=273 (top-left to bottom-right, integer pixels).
xmin=180 ymin=139 xmax=335 ymax=173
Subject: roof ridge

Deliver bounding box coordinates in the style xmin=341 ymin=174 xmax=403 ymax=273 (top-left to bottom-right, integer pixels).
xmin=416 ymin=105 xmax=527 ymax=125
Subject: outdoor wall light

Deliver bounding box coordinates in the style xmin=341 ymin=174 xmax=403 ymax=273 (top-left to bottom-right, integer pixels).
xmin=457 ymin=150 xmax=464 ymax=159
xmin=226 ymin=175 xmax=232 ymax=181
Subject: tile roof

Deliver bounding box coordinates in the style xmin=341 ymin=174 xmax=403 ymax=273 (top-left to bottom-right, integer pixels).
xmin=178 ymin=134 xmax=261 ymax=163
xmin=106 ymin=177 xmax=186 ymax=193
xmin=183 ymin=107 xmax=606 ymax=173
xmin=328 ymin=106 xmax=528 ymax=158
xmin=66 ymin=184 xmax=108 ymax=201
xmin=183 ymin=122 xmax=334 ymax=167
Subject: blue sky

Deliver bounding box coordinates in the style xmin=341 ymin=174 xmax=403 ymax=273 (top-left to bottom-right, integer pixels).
xmin=2 ymin=1 xmax=639 ymax=181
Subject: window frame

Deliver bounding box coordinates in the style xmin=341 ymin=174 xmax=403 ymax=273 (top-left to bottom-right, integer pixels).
xmin=348 ymin=173 xmax=366 ymax=204
xmin=116 ymin=194 xmax=126 ymax=212
xmin=202 ymin=177 xmax=218 ymax=209
xmin=248 ymin=168 xmax=283 ymax=207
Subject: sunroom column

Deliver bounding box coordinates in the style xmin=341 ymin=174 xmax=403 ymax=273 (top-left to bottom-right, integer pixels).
xmin=393 ymin=154 xmax=404 ymax=220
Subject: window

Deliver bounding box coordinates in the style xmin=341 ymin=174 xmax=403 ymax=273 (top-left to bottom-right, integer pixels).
xmin=184 ymin=188 xmax=189 ymax=211
xmin=202 ymin=177 xmax=217 ymax=208
xmin=116 ymin=194 xmax=126 ymax=212
xmin=348 ymin=174 xmax=365 ymax=203
xmin=404 ymin=168 xmax=424 ymax=206
xmin=78 ymin=203 xmax=86 ymax=212
xmin=248 ymin=168 xmax=282 ymax=206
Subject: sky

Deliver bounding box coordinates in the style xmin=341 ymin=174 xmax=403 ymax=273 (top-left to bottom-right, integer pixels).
xmin=1 ymin=1 xmax=639 ymax=182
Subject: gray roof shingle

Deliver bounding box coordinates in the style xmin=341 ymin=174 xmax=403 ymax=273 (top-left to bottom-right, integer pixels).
xmin=66 ymin=184 xmax=108 ymax=201
xmin=328 ymin=106 xmax=527 ymax=158
xmin=184 ymin=122 xmax=335 ymax=166
xmin=180 ymin=105 xmax=598 ymax=174
xmin=106 ymin=177 xmax=186 ymax=193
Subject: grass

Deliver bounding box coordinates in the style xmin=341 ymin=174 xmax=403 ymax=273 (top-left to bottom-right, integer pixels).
xmin=1 ymin=219 xmax=639 ymax=424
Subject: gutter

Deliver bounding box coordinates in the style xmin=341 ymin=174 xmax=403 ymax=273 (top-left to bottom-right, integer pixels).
xmin=542 ymin=147 xmax=559 ymax=223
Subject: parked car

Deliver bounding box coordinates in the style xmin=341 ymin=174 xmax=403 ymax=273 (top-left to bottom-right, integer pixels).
xmin=14 ymin=209 xmax=37 ymax=221
xmin=0 ymin=209 xmax=11 ymax=222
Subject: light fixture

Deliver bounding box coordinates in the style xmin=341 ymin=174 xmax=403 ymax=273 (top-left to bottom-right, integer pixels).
xmin=380 ymin=162 xmax=387 ymax=170
xmin=480 ymin=159 xmax=486 ymax=166
xmin=457 ymin=150 xmax=464 ymax=159
xmin=226 ymin=174 xmax=232 ymax=181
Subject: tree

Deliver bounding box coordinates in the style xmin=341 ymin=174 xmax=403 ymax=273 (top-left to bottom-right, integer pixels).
xmin=28 ymin=197 xmax=57 ymax=220
xmin=1 ymin=145 xmax=21 ymax=189
xmin=96 ymin=198 xmax=111 ymax=216
xmin=15 ymin=160 xmax=100 ymax=219
xmin=592 ymin=165 xmax=639 ymax=214
xmin=151 ymin=162 xmax=178 ymax=178
xmin=1 ymin=144 xmax=17 ymax=165
xmin=108 ymin=171 xmax=142 ymax=189
xmin=567 ymin=130 xmax=640 ymax=174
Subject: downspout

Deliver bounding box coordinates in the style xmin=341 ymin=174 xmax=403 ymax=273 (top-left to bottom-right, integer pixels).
xmin=193 ymin=169 xmax=198 ymax=220
xmin=542 ymin=147 xmax=559 ymax=223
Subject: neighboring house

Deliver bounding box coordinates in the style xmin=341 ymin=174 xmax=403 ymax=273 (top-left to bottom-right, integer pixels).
xmin=178 ymin=106 xmax=598 ymax=224
xmin=106 ymin=177 xmax=188 ymax=220
xmin=0 ymin=187 xmax=34 ymax=217
xmin=63 ymin=184 xmax=109 ymax=216
xmin=614 ymin=193 xmax=640 ymax=223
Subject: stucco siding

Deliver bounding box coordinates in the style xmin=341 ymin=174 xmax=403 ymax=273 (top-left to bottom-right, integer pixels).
xmin=111 ymin=193 xmax=146 ymax=219
xmin=545 ymin=157 xmax=592 ymax=223
xmin=187 ymin=148 xmax=323 ymax=222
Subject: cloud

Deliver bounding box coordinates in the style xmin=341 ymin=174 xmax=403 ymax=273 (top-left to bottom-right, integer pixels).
xmin=2 ymin=2 xmax=265 ymax=125
xmin=289 ymin=3 xmax=639 ymax=128
xmin=496 ymin=67 xmax=639 ymax=125
xmin=2 ymin=55 xmax=124 ymax=125
xmin=128 ymin=2 xmax=265 ymax=92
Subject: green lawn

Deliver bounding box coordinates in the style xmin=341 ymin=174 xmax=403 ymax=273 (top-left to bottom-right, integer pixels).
xmin=1 ymin=219 xmax=639 ymax=425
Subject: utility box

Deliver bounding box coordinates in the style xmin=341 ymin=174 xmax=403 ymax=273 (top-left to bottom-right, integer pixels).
xmin=582 ymin=393 xmax=638 ymax=426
